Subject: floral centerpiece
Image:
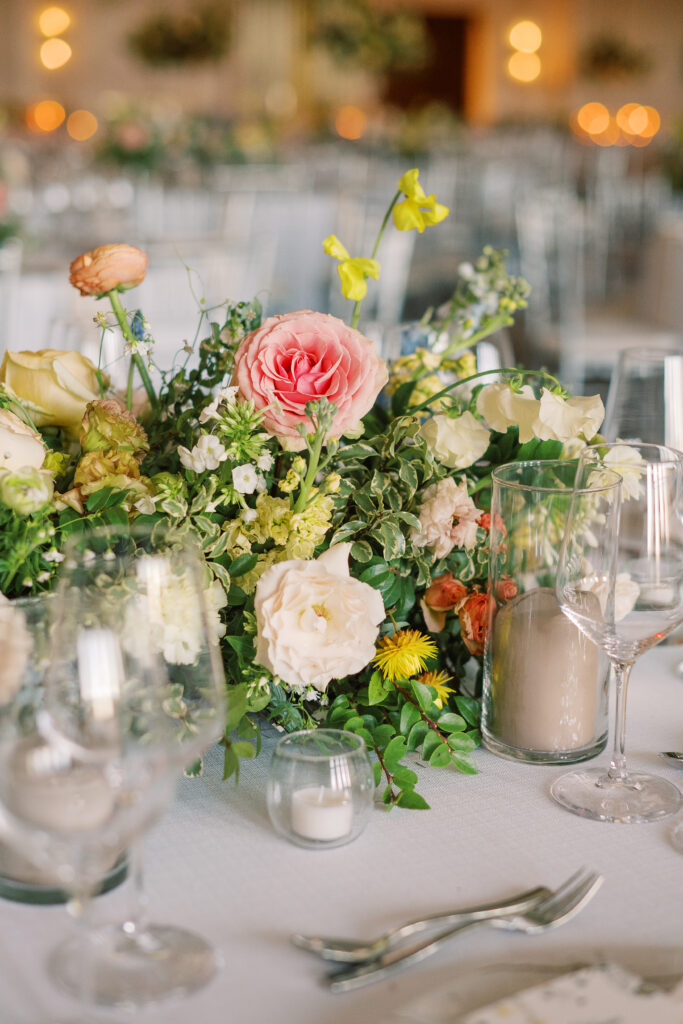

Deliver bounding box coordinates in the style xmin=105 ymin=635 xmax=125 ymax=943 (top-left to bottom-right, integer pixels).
xmin=0 ymin=169 xmax=605 ymax=808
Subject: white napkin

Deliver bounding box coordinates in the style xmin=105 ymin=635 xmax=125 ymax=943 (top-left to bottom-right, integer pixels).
xmin=459 ymin=964 xmax=683 ymax=1024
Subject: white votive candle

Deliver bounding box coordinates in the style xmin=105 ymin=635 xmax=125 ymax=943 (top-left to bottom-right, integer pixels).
xmin=290 ymin=785 xmax=353 ymax=842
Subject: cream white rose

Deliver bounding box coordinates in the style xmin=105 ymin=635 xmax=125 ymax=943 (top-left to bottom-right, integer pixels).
xmin=254 ymin=544 xmax=385 ymax=691
xmin=0 ymin=349 xmax=101 ymax=433
xmin=476 ymin=382 xmax=539 ymax=442
xmin=533 ymin=389 xmax=604 ymax=443
xmin=420 ymin=411 xmax=490 ymax=469
xmin=411 ymin=476 xmax=481 ymax=559
xmin=0 ymin=409 xmax=46 ymax=471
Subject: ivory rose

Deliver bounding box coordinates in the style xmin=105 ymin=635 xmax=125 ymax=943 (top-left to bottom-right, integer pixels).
xmin=420 ymin=411 xmax=490 ymax=469
xmin=233 ymin=310 xmax=387 ymax=450
xmin=0 ymin=409 xmax=46 ymax=471
xmin=0 ymin=349 xmax=101 ymax=433
xmin=254 ymin=543 xmax=385 ymax=691
xmin=411 ymin=477 xmax=481 ymax=559
xmin=69 ymin=243 xmax=148 ymax=296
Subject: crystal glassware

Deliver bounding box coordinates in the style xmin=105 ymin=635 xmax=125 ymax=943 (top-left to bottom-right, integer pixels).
xmin=553 ymin=442 xmax=683 ymax=823
xmin=32 ymin=525 xmax=225 ymax=1008
xmin=267 ymin=729 xmax=373 ymax=849
xmin=602 ymin=346 xmax=683 ymax=449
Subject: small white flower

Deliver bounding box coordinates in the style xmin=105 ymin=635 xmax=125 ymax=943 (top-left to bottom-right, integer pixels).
xmin=241 ymin=507 xmax=258 ymax=523
xmin=476 ymin=382 xmax=539 ymax=442
xmin=420 ymin=411 xmax=490 ymax=470
xmin=133 ymin=494 xmax=157 ymax=515
xmin=178 ymin=435 xmax=227 ymax=473
xmin=42 ymin=549 xmax=64 ymax=563
xmin=232 ymin=463 xmax=259 ymax=494
xmin=218 ymin=385 xmax=239 ymax=405
xmin=199 ymin=397 xmax=221 ymax=424
xmin=255 ymin=474 xmax=267 ymax=493
xmin=257 ymin=452 xmax=274 ymax=472
xmin=36 ymin=571 xmax=51 ymax=583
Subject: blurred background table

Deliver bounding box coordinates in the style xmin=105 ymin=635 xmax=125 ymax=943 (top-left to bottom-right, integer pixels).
xmin=1 ymin=645 xmax=681 ymax=1024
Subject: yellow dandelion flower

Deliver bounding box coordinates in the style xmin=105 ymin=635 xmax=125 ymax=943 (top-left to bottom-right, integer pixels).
xmin=373 ymin=629 xmax=438 ymax=683
xmin=418 ymin=670 xmax=454 ymax=709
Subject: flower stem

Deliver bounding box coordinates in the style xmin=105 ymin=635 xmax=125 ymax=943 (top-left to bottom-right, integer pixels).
xmin=407 ymin=367 xmax=561 ymax=417
xmin=293 ymin=430 xmax=324 ymax=514
xmin=108 ymin=289 xmax=158 ymax=412
xmin=351 ymin=190 xmax=401 ymax=330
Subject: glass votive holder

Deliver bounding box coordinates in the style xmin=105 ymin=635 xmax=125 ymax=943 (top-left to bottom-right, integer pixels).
xmin=266 ymin=729 xmax=373 ymax=850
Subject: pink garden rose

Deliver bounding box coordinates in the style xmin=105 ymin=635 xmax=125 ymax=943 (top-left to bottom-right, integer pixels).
xmin=233 ymin=310 xmax=387 ymax=449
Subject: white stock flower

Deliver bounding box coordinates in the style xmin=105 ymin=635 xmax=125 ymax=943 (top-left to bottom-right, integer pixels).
xmin=254 ymin=544 xmax=385 ymax=691
xmin=199 ymin=385 xmax=240 ymax=424
xmin=476 ymin=382 xmax=539 ymax=442
xmin=232 ymin=463 xmax=259 ymax=494
xmin=257 ymin=452 xmax=274 ymax=472
xmin=420 ymin=411 xmax=490 ymax=470
xmin=533 ymin=390 xmax=604 ymax=443
xmin=604 ymin=445 xmax=646 ymax=500
xmin=411 ymin=476 xmax=481 ymax=559
xmin=178 ymin=434 xmax=227 ymax=473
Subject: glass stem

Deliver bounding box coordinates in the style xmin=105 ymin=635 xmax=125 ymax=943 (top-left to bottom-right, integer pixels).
xmin=120 ymin=838 xmax=148 ymax=938
xmin=606 ymin=660 xmax=633 ymax=782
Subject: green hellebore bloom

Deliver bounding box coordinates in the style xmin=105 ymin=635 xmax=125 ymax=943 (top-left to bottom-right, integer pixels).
xmin=323 ymin=234 xmax=380 ymax=301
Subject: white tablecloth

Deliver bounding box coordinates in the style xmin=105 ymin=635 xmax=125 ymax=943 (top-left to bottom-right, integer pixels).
xmin=1 ymin=648 xmax=683 ymax=1024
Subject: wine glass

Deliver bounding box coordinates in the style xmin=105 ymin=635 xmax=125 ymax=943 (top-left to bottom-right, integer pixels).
xmin=603 ymin=346 xmax=683 ymax=448
xmin=553 ymin=442 xmax=683 ymax=823
xmin=32 ymin=525 xmax=225 ymax=1008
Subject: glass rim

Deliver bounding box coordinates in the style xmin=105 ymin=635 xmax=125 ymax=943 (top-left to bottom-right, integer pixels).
xmin=273 ymin=728 xmax=367 ymax=760
xmin=491 ymin=459 xmax=622 ymax=496
xmin=581 ymin=441 xmax=683 ymax=464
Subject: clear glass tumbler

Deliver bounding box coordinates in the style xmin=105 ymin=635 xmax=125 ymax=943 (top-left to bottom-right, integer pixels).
xmin=481 ymin=460 xmax=615 ymax=764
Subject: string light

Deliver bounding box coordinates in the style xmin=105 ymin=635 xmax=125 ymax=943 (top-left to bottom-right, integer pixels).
xmin=66 ymin=109 xmax=98 ymax=141
xmin=573 ymin=102 xmax=661 ymax=147
xmin=38 ymin=7 xmax=71 ymax=37
xmin=335 ymin=106 xmax=366 ymax=141
xmin=40 ymin=37 xmax=72 ymax=69
xmin=26 ymin=99 xmax=66 ymax=132
xmin=506 ymin=20 xmax=542 ymax=82
xmin=508 ymin=20 xmax=542 ymax=53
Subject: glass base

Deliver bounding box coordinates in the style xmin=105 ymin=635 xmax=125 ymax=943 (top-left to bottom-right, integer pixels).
xmin=482 ymin=727 xmax=607 ymax=765
xmin=48 ymin=923 xmax=222 ymax=1009
xmin=0 ymin=856 xmax=127 ymax=906
xmin=551 ymin=767 xmax=683 ymax=823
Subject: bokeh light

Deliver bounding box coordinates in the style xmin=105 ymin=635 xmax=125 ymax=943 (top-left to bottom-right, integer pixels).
xmin=40 ymin=37 xmax=72 ymax=69
xmin=507 ymin=52 xmax=541 ymax=83
xmin=38 ymin=6 xmax=71 ymax=37
xmin=335 ymin=105 xmax=366 ymax=141
xmin=508 ymin=21 xmax=542 ymax=53
xmin=67 ymin=109 xmax=98 ymax=141
xmin=26 ymin=99 xmax=66 ymax=132
xmin=576 ymin=102 xmax=610 ymax=135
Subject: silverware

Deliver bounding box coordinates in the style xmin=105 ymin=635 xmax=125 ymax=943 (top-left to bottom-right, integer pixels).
xmin=660 ymin=752 xmax=683 ymax=765
xmin=292 ymin=885 xmax=550 ymax=964
xmin=326 ymin=868 xmax=603 ymax=993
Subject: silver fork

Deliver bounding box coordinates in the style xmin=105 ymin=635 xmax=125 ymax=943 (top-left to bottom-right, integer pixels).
xmin=326 ymin=868 xmax=603 ymax=993
xmin=292 ymin=885 xmax=550 ymax=963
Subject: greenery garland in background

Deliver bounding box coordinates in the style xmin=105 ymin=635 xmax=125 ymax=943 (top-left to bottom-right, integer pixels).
xmin=128 ymin=5 xmax=231 ymax=68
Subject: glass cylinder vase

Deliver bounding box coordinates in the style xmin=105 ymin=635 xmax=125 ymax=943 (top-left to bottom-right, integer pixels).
xmin=481 ymin=461 xmax=610 ymax=764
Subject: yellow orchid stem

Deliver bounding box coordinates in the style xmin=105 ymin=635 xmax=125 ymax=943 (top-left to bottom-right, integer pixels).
xmin=408 ymin=368 xmax=562 ymax=417
xmin=351 ymin=190 xmax=401 ymax=330
xmin=107 ymin=289 xmax=159 ymax=412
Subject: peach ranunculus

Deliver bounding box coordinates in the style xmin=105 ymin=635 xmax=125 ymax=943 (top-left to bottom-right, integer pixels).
xmin=411 ymin=476 xmax=481 ymax=560
xmin=458 ymin=591 xmax=489 ymax=657
xmin=233 ymin=310 xmax=388 ymax=450
xmin=0 ymin=409 xmax=46 ymax=471
xmin=0 ymin=349 xmax=102 ymax=433
xmin=421 ymin=572 xmax=468 ymax=633
xmin=254 ymin=543 xmax=385 ymax=691
xmin=69 ymin=244 xmax=148 ymax=296
xmin=495 ymin=578 xmax=519 ymax=603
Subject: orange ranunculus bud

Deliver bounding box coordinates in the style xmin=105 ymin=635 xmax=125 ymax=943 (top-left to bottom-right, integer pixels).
xmin=458 ymin=591 xmax=490 ymax=657
xmin=478 ymin=511 xmax=506 ymax=536
xmin=495 ymin=578 xmax=519 ymax=603
xmin=424 ymin=572 xmax=468 ymax=612
xmin=69 ymin=244 xmax=148 ymax=296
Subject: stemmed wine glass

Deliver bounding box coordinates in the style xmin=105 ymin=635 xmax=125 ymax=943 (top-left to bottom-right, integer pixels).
xmin=553 ymin=442 xmax=683 ymax=823
xmin=0 ymin=524 xmax=226 ymax=1009
xmin=602 ymin=347 xmax=683 ymax=449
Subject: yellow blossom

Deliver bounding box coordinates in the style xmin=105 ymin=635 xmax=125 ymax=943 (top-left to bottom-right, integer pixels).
xmin=323 ymin=234 xmax=380 ymax=301
xmin=373 ymin=629 xmax=438 ymax=683
xmin=393 ymin=169 xmax=449 ymax=234
xmin=418 ymin=670 xmax=455 ymax=709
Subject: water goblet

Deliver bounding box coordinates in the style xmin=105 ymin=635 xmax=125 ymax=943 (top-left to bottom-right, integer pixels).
xmin=38 ymin=524 xmax=226 ymax=1008
xmin=602 ymin=346 xmax=683 ymax=449
xmin=553 ymin=442 xmax=683 ymax=823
